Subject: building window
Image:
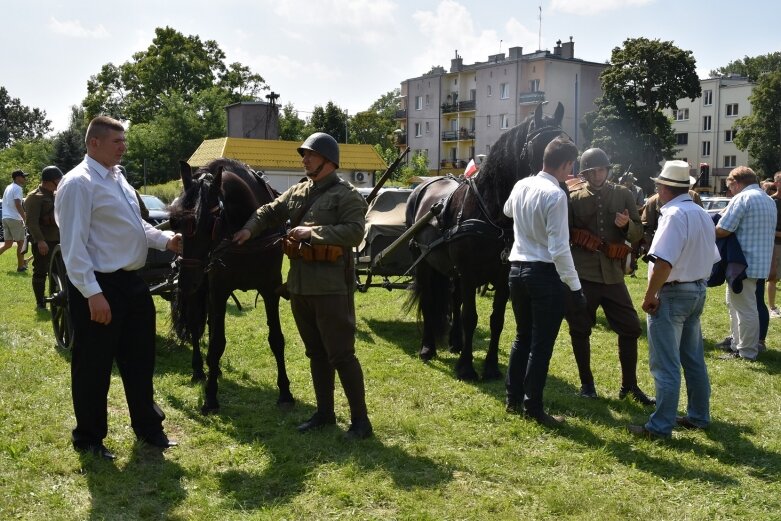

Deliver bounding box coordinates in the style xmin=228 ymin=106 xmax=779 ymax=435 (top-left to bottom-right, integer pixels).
xmin=487 ymin=85 xmax=492 ymax=97
xmin=501 ymin=114 xmax=510 ymax=129
xmin=724 ymin=155 xmax=736 ymax=168
xmin=703 ymin=115 xmax=712 ymax=132
xmin=726 ymin=103 xmax=739 ymax=117
xmin=425 ymin=122 xmax=430 ymax=134
xmin=487 ymin=115 xmax=491 ymax=127
xmin=414 ymin=123 xmax=422 ymax=137
xmin=425 ymin=94 xmax=430 ymax=107
xmin=725 ymin=129 xmax=736 ymax=142
xmin=702 ymin=141 xmax=711 ymax=157
xmin=500 ymin=83 xmax=509 ymax=99
xmin=703 ymin=90 xmax=713 ymax=106
xmin=469 ymin=88 xmax=476 ymax=100
xmin=415 ymin=96 xmax=423 ymax=111
xmin=529 ymin=79 xmax=540 ymax=92
xmin=675 ymin=133 xmax=688 ymax=145
xmin=674 ymin=108 xmax=689 ymax=121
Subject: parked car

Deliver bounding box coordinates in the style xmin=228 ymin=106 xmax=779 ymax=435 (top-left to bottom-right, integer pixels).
xmin=701 ymin=196 xmax=731 ymax=216
xmin=139 ymin=194 xmax=170 ymax=226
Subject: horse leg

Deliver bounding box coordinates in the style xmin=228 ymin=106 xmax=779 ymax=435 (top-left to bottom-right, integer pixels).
xmin=455 ymin=285 xmax=479 ymax=381
xmin=262 ymin=290 xmax=294 ymax=408
xmin=416 ymin=262 xmax=440 ymax=361
xmin=449 ymin=278 xmax=463 ymax=354
xmin=202 ymin=297 xmax=226 ymax=415
xmin=191 ymin=335 xmax=206 ymax=382
xmin=482 ymin=278 xmax=509 ymax=380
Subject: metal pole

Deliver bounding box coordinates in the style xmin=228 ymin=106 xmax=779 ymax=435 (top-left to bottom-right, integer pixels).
xmin=143 ymin=159 xmax=147 ymax=190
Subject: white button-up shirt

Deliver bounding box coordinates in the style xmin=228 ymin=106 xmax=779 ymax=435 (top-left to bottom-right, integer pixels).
xmin=648 ymin=193 xmax=720 ymax=283
xmin=503 ymin=171 xmax=581 ymax=291
xmin=55 ymin=155 xmax=173 ymax=298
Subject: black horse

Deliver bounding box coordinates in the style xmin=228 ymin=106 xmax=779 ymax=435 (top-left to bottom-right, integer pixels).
xmin=168 ymin=158 xmax=294 ymax=414
xmin=406 ymin=102 xmax=565 ymax=380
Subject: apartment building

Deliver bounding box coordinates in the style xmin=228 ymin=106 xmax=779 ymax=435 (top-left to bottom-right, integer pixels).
xmin=671 ymin=75 xmax=755 ymax=194
xmin=395 ymin=38 xmax=606 ymax=175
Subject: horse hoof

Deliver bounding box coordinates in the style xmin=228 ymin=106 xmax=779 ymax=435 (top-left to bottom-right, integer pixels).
xmin=482 ymin=368 xmax=503 ymax=381
xmin=277 ymin=400 xmax=295 ymax=412
xmin=191 ymin=373 xmax=206 ymax=384
xmin=419 ymin=347 xmax=437 ymax=361
xmin=200 ymin=404 xmax=219 ymax=415
xmin=449 ymin=345 xmax=462 ymax=354
xmin=457 ymin=369 xmax=479 ymax=381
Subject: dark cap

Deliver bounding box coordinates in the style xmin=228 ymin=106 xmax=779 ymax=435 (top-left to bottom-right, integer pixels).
xmin=11 ymin=169 xmax=29 ymax=179
xmin=41 ymin=165 xmax=64 ymax=182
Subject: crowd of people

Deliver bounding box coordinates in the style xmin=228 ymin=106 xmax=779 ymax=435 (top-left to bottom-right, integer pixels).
xmin=2 ymin=119 xmax=779 ymax=456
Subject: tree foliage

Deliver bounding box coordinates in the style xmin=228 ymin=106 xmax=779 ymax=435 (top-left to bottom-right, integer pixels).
xmin=582 ymin=38 xmax=700 ymax=185
xmin=51 ymin=106 xmax=88 ymax=173
xmin=278 ymin=102 xmax=306 ymax=142
xmin=306 ymin=101 xmax=348 ymax=142
xmin=348 ymin=89 xmax=399 ymax=150
xmin=0 ymin=139 xmax=53 ymax=193
xmin=709 ymin=52 xmax=781 ymax=81
xmin=0 ymin=87 xmax=52 ymax=149
xmin=733 ymin=70 xmax=781 ymax=177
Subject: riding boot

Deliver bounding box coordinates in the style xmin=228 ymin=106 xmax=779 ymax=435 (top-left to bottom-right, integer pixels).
xmin=310 ymin=359 xmax=335 ymax=416
xmin=32 ymin=277 xmax=46 ymax=308
xmin=336 ymin=357 xmax=368 ymax=422
xmin=571 ymin=335 xmax=594 ymax=388
xmin=617 ymin=335 xmax=639 ymax=389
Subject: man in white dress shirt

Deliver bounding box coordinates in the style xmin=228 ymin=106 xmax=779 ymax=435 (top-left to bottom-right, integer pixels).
xmin=55 ymin=116 xmax=182 ymax=459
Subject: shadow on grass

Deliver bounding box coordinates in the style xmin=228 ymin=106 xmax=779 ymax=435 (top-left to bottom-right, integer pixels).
xmin=165 ymin=377 xmax=453 ymax=512
xmin=79 ymin=446 xmax=186 ymax=520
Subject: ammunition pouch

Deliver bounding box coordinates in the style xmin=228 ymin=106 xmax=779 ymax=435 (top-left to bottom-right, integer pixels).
xmin=283 ymin=237 xmax=344 ymax=263
xmin=571 ymin=228 xmax=602 ymax=253
xmin=600 ymin=242 xmax=633 ymax=261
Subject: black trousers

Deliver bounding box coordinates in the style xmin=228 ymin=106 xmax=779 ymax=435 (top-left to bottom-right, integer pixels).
xmin=68 ymin=270 xmax=164 ymax=445
xmin=290 ymin=293 xmax=368 ymax=421
xmin=31 ymin=240 xmax=57 ymax=306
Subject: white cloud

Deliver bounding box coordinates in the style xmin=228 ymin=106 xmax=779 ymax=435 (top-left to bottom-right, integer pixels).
xmin=270 ymin=0 xmax=397 ymax=44
xmin=550 ymin=0 xmax=655 ymax=15
xmin=48 ymin=17 xmax=110 ymax=39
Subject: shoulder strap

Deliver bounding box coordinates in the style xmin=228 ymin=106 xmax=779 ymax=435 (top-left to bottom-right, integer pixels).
xmin=291 ymin=179 xmax=341 ymax=227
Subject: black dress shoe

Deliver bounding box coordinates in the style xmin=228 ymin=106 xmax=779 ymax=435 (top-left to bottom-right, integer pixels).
xmin=524 ymin=411 xmax=565 ymax=427
xmin=619 ymin=385 xmax=656 ymax=406
xmin=73 ymin=442 xmax=116 ymax=460
xmin=578 ymin=383 xmax=598 ymax=399
xmin=297 ymin=412 xmax=336 ymax=433
xmin=676 ymin=416 xmax=706 ymax=430
xmin=139 ymin=432 xmax=178 ymax=449
xmin=345 ymin=417 xmax=373 ymax=440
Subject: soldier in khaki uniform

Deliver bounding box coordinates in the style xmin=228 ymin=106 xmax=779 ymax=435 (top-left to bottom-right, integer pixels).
xmin=24 ymin=166 xmax=63 ymax=309
xmin=566 ymin=148 xmax=654 ymax=405
xmin=234 ymin=132 xmax=372 ymax=439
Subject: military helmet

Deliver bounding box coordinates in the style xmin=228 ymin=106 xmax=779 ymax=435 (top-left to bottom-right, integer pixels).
xmin=620 ymin=172 xmax=637 ymax=183
xmin=41 ymin=165 xmax=64 ymax=182
xmin=578 ymin=148 xmax=611 ymax=175
xmin=297 ymin=132 xmax=340 ymax=168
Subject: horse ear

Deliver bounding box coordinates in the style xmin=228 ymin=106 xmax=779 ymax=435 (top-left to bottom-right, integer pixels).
xmin=212 ymin=166 xmax=224 ymax=194
xmin=534 ymin=103 xmax=544 ymax=127
xmin=553 ymin=102 xmax=565 ymax=126
xmin=180 ymin=161 xmax=193 ymax=190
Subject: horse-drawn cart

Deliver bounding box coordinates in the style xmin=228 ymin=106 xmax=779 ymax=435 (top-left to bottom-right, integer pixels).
xmin=46 ymin=241 xmax=177 ymax=350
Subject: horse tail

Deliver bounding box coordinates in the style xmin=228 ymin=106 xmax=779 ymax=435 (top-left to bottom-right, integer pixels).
xmin=405 ymin=255 xmax=452 ymax=344
xmin=170 ymin=282 xmax=208 ymax=344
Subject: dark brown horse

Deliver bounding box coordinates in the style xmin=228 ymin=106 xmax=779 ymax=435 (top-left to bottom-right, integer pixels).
xmin=406 ymin=102 xmax=565 ymax=380
xmin=169 ymin=159 xmax=294 ymax=414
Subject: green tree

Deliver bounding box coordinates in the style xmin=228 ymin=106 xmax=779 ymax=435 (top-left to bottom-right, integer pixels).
xmin=51 ymin=106 xmax=88 ymax=173
xmin=348 ymin=89 xmax=400 ymax=149
xmin=582 ymin=38 xmax=700 ymax=185
xmin=0 ymin=139 xmax=53 ymax=192
xmin=306 ymin=101 xmax=347 ymax=142
xmin=398 ymin=152 xmax=429 ymax=184
xmin=0 ymin=87 xmax=52 ymax=149
xmin=278 ymin=102 xmax=306 ymax=142
xmin=733 ymin=70 xmax=781 ymax=177
xmin=709 ymin=52 xmax=781 ymax=81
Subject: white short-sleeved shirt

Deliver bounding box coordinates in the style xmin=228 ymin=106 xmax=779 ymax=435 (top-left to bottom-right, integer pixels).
xmin=2 ymin=182 xmax=24 ymax=220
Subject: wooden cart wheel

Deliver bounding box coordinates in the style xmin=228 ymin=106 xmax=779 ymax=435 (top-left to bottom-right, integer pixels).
xmin=47 ymin=244 xmax=74 ymax=350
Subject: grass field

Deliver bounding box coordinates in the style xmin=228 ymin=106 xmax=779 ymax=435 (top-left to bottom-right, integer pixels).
xmin=1 ymin=251 xmax=780 ymax=520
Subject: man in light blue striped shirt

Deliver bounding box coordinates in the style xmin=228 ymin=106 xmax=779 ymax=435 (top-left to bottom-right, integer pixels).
xmin=716 ymin=166 xmax=777 ymax=360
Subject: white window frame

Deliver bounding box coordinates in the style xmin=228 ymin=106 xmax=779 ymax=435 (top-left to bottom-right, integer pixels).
xmin=425 ymin=121 xmax=430 ymax=134
xmin=703 ymin=90 xmax=713 ymax=106
xmin=500 ymin=83 xmax=509 ymax=99
xmin=726 ymin=103 xmax=739 ymax=117
xmin=414 ymin=122 xmax=422 ymax=137
xmin=415 ymin=96 xmax=423 ymax=111
xmin=500 ymin=114 xmax=510 ymax=129
xmin=675 ymin=133 xmax=688 ymax=145
xmin=487 ymin=115 xmax=491 ymax=127
xmin=724 ymin=155 xmax=736 ymax=168
xmin=702 ymin=140 xmax=711 ymax=157
xmin=725 ymin=129 xmax=736 ymax=142
xmin=529 ymin=79 xmax=540 ymax=92
xmin=425 ymin=94 xmax=430 ymax=107
xmin=487 ymin=85 xmax=492 ymax=97
xmin=674 ymin=108 xmax=689 ymax=121
xmin=703 ymin=115 xmax=712 ymax=132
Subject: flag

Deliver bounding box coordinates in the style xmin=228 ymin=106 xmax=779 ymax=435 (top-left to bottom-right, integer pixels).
xmin=464 ymin=159 xmax=478 ymax=177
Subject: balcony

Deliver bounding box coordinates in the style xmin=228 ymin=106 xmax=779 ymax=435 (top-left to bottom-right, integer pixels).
xmin=441 ymin=99 xmax=476 ymax=114
xmin=394 ymin=109 xmax=407 ymax=119
xmin=441 ymin=130 xmax=458 ymax=141
xmin=441 ymin=129 xmax=476 ymax=141
xmin=519 ymin=91 xmax=545 ymax=104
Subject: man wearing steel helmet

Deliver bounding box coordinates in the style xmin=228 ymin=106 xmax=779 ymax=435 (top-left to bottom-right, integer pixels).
xmin=24 ymin=166 xmax=63 ymax=309
xmin=234 ymin=132 xmax=373 ymax=439
xmin=565 ymin=148 xmax=655 ymax=405
xmin=620 ymin=172 xmax=645 ymax=210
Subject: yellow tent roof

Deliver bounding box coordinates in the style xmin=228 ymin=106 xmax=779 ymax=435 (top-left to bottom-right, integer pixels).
xmin=188 ymin=137 xmax=387 ymax=171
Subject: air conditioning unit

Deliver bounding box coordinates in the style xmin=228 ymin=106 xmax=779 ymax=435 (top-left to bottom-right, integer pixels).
xmin=353 ymin=172 xmax=366 ymax=182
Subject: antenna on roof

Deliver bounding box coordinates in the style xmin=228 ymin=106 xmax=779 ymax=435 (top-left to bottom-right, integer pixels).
xmin=538 ymin=5 xmax=542 ymax=51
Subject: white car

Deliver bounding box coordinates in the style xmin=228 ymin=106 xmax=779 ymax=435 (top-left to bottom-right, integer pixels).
xmin=701 ymin=196 xmax=731 ymax=216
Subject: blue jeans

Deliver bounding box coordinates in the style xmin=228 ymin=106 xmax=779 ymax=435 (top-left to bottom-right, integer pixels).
xmin=506 ymin=262 xmax=566 ymax=416
xmin=646 ymin=281 xmax=710 ymax=436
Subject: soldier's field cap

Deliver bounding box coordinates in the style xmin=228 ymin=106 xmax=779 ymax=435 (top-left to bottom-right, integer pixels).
xmin=11 ymin=169 xmax=29 ymax=179
xmin=652 ymin=160 xmax=691 ymax=187
xmin=41 ymin=165 xmax=64 ymax=182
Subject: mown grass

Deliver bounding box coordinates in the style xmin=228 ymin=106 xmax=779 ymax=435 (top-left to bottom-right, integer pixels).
xmin=1 ymin=252 xmax=780 ymax=520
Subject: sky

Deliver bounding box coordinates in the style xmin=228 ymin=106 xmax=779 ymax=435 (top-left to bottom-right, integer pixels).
xmin=2 ymin=0 xmax=778 ymax=134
